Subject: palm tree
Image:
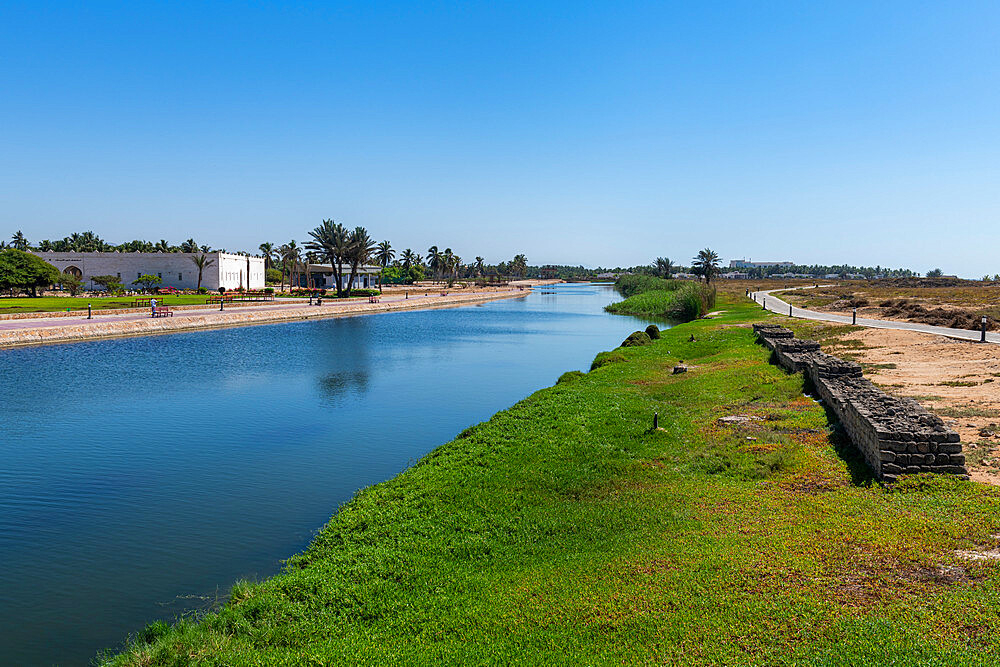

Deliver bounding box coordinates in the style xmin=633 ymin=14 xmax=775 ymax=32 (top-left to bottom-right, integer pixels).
xmin=475 ymin=257 xmax=485 ymax=277
xmin=510 ymin=254 xmax=528 ymax=278
xmin=11 ymin=231 xmax=28 ymax=250
xmin=38 ymin=239 xmax=53 ymax=252
xmin=191 ymin=254 xmax=215 ymax=290
xmin=259 ymin=242 xmax=276 ymax=273
xmin=655 ymin=257 xmax=674 ymax=278
xmin=376 ymin=240 xmax=394 ymax=268
xmin=426 ymin=245 xmax=444 ymax=282
xmin=179 ymin=238 xmax=199 ymax=253
xmin=200 ymin=244 xmax=212 ymax=253
xmin=692 ymin=248 xmax=720 ymax=284
xmin=306 ymin=219 xmax=351 ymax=296
xmin=400 ymin=249 xmax=419 ymax=270
xmin=280 ymin=241 xmax=301 ymax=291
xmin=345 ymin=227 xmax=377 ymax=293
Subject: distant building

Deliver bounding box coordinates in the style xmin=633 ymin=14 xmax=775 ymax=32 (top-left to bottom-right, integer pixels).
xmin=720 ymin=271 xmax=750 ymax=280
xmin=596 ymin=272 xmax=620 ymax=280
xmin=729 ymin=259 xmax=795 ymax=269
xmin=31 ymin=251 xmax=264 ymax=291
xmin=301 ymin=264 xmax=381 ymax=290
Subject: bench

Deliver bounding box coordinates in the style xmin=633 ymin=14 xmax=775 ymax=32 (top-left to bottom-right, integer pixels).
xmin=368 ymin=295 xmax=380 ymax=303
xmin=151 ymin=306 xmax=173 ymax=318
xmin=206 ymin=295 xmax=234 ymax=304
xmin=132 ymin=298 xmax=160 ymax=307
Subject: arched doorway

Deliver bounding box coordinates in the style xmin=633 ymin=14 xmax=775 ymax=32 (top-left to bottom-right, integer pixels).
xmin=63 ymin=266 xmax=82 ymax=279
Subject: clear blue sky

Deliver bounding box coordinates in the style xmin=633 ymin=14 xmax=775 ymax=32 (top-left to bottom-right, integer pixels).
xmin=2 ymin=2 xmax=999 ymax=275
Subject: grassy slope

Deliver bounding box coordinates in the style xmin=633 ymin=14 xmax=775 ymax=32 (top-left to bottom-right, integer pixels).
xmin=105 ymin=297 xmax=1000 ymax=665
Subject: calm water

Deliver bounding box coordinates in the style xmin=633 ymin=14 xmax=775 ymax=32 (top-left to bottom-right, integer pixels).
xmin=0 ymin=283 xmax=652 ymax=665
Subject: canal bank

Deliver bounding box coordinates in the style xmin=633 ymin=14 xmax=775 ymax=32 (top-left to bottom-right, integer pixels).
xmin=101 ymin=295 xmax=1000 ymax=665
xmin=0 ymin=289 xmax=527 ymax=349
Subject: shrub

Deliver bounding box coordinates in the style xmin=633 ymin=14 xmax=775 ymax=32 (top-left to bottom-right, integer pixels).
xmin=621 ymin=331 xmax=652 ymax=347
xmin=591 ymin=350 xmax=627 ymax=370
xmin=264 ymin=287 xmax=274 ymax=294
xmin=607 ymin=282 xmax=715 ymax=322
xmin=557 ymin=370 xmax=585 ymax=384
xmin=645 ymin=324 xmax=661 ymax=339
xmin=350 ymin=289 xmax=380 ymax=297
xmin=614 ymin=274 xmax=681 ymax=298
xmin=198 ymin=287 xmax=208 ymax=294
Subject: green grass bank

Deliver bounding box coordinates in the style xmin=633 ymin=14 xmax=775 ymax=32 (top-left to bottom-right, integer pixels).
xmin=605 ymin=275 xmax=717 ymax=321
xmin=103 ymin=297 xmax=1000 ymax=665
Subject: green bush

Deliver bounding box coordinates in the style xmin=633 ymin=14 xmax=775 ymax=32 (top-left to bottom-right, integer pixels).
xmin=350 ymin=288 xmax=380 ymax=297
xmin=557 ymin=370 xmax=585 ymax=384
xmin=265 ymin=268 xmax=283 ymax=284
xmin=605 ymin=282 xmax=716 ymax=322
xmin=645 ymin=324 xmax=661 ymax=339
xmin=197 ymin=287 xmax=208 ymax=294
xmin=614 ymin=274 xmax=681 ymax=298
xmin=590 ymin=350 xmax=627 ymax=370
xmin=621 ymin=331 xmax=652 ymax=347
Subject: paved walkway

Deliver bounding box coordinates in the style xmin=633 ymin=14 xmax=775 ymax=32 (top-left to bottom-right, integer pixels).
xmin=749 ymin=286 xmax=1000 ymax=344
xmin=0 ymin=292 xmax=450 ymax=333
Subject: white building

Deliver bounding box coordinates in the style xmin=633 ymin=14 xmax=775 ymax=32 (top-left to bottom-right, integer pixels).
xmin=302 ymin=264 xmax=382 ymax=290
xmin=31 ymin=251 xmax=265 ymax=291
xmin=729 ymin=259 xmax=795 ymax=269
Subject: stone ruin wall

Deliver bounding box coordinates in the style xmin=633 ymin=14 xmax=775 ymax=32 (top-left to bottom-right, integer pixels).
xmin=752 ymin=323 xmax=968 ymax=482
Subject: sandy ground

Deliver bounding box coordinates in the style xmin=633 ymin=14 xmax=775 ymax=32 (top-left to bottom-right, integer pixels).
xmin=821 ymin=327 xmax=1000 ymax=484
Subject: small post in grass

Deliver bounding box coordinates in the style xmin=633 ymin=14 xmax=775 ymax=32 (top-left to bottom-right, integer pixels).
xmin=982 ymin=316 xmax=988 ymax=343
xmin=763 ymin=297 xmax=766 ymax=309
xmin=789 ymin=304 xmax=792 ymax=317
xmin=653 ymin=412 xmax=658 ymax=429
xmin=852 ymin=308 xmax=857 ymax=325
xmin=220 ymin=299 xmax=224 ymax=311
xmin=87 ymin=303 xmax=92 ymax=320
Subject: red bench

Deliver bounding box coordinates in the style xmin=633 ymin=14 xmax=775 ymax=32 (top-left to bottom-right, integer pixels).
xmin=152 ymin=306 xmax=173 ymax=318
xmin=368 ymin=295 xmax=380 ymax=303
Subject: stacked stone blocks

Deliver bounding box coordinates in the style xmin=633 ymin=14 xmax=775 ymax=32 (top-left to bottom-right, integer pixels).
xmin=752 ymin=324 xmax=967 ymax=482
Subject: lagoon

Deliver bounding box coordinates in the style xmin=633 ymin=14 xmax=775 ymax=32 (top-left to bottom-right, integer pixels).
xmin=0 ymin=283 xmax=651 ymax=665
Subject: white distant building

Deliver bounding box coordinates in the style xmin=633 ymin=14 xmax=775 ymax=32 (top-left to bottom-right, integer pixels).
xmin=729 ymin=259 xmax=795 ymax=269
xmin=720 ymin=271 xmax=750 ymax=280
xmin=31 ymin=251 xmax=265 ymax=291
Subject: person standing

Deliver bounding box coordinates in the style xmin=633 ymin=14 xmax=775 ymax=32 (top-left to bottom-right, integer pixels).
xmin=150 ymin=297 xmax=157 ymax=317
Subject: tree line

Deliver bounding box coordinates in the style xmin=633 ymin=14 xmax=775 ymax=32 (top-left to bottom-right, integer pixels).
xmin=2 ymin=227 xmax=533 ymax=296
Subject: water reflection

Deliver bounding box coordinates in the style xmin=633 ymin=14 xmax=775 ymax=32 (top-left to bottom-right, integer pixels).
xmin=0 ymin=284 xmax=652 ymax=665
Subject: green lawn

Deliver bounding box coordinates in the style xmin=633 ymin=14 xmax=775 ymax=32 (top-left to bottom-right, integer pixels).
xmin=102 ymin=297 xmax=1000 ymax=665
xmin=0 ymin=295 xmax=221 ymax=313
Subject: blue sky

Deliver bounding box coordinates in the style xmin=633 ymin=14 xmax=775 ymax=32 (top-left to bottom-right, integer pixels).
xmin=2 ymin=2 xmax=999 ymax=275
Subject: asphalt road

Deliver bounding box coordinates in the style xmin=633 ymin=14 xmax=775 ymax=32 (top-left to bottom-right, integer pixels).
xmin=748 ymin=286 xmax=1000 ymax=344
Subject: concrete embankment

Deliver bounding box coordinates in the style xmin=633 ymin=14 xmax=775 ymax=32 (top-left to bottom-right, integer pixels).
xmin=0 ymin=290 xmax=527 ymax=349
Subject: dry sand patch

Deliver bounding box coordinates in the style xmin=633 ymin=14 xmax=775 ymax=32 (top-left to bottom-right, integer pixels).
xmin=820 ymin=328 xmax=1000 ymax=484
